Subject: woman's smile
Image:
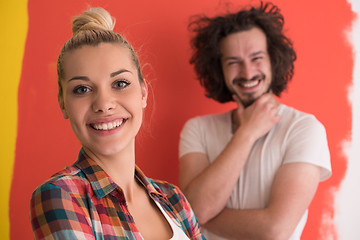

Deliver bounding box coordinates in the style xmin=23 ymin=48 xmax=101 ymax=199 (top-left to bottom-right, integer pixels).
xmin=89 ymin=118 xmax=127 ymax=131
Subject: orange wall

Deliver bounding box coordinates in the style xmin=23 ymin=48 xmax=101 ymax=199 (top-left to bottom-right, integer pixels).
xmin=5 ymin=0 xmax=354 ymax=239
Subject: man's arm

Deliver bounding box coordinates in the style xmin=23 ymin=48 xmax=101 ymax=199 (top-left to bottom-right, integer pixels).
xmin=204 ymin=162 xmax=321 ymax=240
xmin=179 ymin=94 xmax=280 ymax=225
xmin=179 ymin=134 xmax=255 ymax=225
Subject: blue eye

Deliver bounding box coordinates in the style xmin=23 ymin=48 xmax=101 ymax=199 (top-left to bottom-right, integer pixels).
xmin=113 ymin=80 xmax=130 ymax=89
xmin=73 ymin=86 xmax=90 ymax=94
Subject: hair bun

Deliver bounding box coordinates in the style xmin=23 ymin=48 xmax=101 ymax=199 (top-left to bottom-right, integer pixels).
xmin=72 ymin=7 xmax=115 ymax=36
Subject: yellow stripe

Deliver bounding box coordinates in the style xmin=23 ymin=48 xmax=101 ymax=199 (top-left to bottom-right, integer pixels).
xmin=0 ymin=0 xmax=28 ymax=239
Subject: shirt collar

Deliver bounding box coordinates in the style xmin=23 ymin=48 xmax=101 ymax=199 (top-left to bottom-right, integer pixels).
xmin=74 ymin=149 xmax=166 ymax=201
xmin=74 ymin=149 xmax=118 ymax=199
xmin=134 ymin=166 xmax=167 ymax=201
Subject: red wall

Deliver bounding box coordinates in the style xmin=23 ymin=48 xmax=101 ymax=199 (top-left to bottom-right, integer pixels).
xmin=11 ymin=0 xmax=354 ymax=239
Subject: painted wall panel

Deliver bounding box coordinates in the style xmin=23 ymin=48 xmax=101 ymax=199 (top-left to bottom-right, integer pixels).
xmin=0 ymin=1 xmax=28 ymax=239
xmin=3 ymin=0 xmax=356 ymax=239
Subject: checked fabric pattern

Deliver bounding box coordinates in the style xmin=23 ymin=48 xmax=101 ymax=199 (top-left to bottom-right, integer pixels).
xmin=30 ymin=149 xmax=205 ymax=240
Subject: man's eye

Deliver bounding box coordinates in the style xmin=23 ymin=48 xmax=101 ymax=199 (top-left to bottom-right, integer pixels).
xmin=226 ymin=61 xmax=238 ymax=67
xmin=113 ymin=80 xmax=130 ymax=89
xmin=73 ymin=86 xmax=90 ymax=94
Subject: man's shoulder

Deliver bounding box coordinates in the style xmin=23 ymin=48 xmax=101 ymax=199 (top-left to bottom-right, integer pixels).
xmin=185 ymin=111 xmax=231 ymax=126
xmin=278 ymin=104 xmax=325 ymax=132
xmin=279 ymin=104 xmax=318 ymax=122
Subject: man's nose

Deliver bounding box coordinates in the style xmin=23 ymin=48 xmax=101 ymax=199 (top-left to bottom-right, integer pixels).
xmin=240 ymin=62 xmax=256 ymax=80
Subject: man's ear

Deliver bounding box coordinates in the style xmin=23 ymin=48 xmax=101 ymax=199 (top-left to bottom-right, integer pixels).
xmin=58 ymin=94 xmax=69 ymax=119
xmin=141 ymin=79 xmax=148 ymax=109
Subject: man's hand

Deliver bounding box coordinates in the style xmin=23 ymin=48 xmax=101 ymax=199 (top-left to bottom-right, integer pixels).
xmin=233 ymin=93 xmax=280 ymax=142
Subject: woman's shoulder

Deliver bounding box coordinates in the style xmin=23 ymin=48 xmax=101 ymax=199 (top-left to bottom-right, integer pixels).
xmin=148 ymin=178 xmax=178 ymax=194
xmin=29 ymin=165 xmax=96 ymax=239
xmin=146 ymin=178 xmax=185 ymax=202
xmin=31 ymin=165 xmax=90 ymax=199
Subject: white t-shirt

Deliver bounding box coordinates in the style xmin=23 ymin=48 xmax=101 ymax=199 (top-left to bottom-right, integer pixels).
xmin=179 ymin=104 xmax=332 ymax=240
xmin=153 ymin=200 xmax=191 ymax=240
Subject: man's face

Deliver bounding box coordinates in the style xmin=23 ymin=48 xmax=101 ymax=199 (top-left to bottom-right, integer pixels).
xmin=220 ymin=27 xmax=272 ymax=107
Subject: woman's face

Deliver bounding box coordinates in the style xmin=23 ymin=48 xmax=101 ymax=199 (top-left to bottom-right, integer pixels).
xmin=58 ymin=43 xmax=147 ymax=158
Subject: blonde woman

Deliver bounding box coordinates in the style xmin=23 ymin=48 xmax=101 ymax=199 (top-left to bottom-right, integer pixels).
xmin=30 ymin=7 xmax=205 ymax=240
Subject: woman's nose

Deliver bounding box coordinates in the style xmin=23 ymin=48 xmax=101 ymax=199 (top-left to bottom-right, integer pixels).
xmin=92 ymin=90 xmax=116 ymax=113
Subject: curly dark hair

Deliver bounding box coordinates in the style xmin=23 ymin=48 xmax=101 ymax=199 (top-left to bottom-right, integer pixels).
xmin=189 ymin=1 xmax=296 ymax=103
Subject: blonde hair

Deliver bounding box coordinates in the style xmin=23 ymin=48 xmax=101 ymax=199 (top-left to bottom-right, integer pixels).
xmin=72 ymin=7 xmax=115 ymax=35
xmin=57 ymin=7 xmax=144 ymax=97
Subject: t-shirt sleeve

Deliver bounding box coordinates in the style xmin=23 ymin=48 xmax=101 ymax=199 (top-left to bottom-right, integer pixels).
xmin=179 ymin=117 xmax=206 ymax=158
xmin=283 ymin=115 xmax=332 ymax=181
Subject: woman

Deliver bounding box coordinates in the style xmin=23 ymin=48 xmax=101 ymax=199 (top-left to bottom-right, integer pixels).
xmin=30 ymin=7 xmax=205 ymax=240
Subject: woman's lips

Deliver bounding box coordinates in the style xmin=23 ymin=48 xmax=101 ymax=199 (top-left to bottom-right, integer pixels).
xmin=89 ymin=118 xmax=127 ymax=131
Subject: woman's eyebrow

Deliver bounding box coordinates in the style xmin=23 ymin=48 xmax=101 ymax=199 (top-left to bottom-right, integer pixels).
xmin=67 ymin=69 xmax=131 ymax=82
xmin=110 ymin=69 xmax=131 ymax=78
xmin=68 ymin=76 xmax=89 ymax=81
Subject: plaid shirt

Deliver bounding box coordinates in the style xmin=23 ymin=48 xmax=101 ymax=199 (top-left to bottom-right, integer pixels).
xmin=30 ymin=149 xmax=205 ymax=240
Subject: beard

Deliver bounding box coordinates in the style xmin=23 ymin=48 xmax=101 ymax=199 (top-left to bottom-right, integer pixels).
xmin=239 ymin=95 xmax=257 ymax=108
xmin=232 ymin=74 xmax=271 ymax=108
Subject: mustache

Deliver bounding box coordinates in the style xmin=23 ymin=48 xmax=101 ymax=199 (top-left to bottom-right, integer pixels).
xmin=232 ymin=74 xmax=266 ymax=84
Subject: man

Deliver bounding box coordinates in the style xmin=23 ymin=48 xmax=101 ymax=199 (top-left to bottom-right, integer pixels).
xmin=178 ymin=2 xmax=332 ymax=239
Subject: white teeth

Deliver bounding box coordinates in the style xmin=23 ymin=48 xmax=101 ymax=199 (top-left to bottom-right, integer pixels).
xmin=241 ymin=81 xmax=259 ymax=88
xmin=92 ymin=120 xmax=124 ymax=131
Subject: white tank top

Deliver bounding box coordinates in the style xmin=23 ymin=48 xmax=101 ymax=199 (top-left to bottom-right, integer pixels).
xmin=154 ymin=200 xmax=191 ymax=240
